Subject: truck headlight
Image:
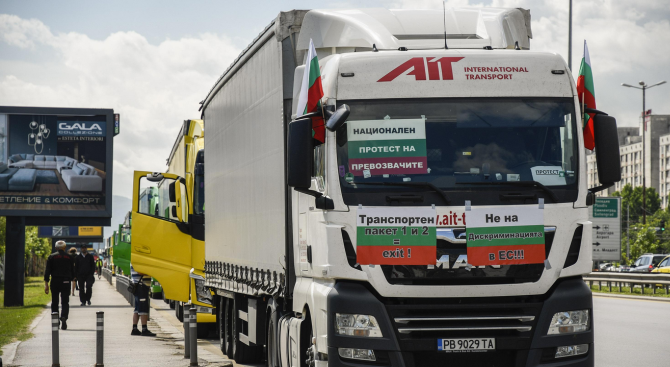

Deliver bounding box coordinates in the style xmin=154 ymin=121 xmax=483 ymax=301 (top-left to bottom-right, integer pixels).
xmin=335 ymin=313 xmax=382 ymax=337
xmin=547 ymin=310 xmax=589 ymax=335
xmin=194 ymin=278 xmax=213 ymax=305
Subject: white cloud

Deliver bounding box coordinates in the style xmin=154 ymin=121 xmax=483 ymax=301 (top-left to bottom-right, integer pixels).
xmin=391 ymin=0 xmax=670 ymax=126
xmin=0 ymin=14 xmax=241 ymax=211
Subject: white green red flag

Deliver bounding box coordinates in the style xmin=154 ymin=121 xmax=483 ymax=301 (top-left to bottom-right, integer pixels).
xmin=296 ymin=39 xmax=325 ymax=143
xmin=576 ymin=40 xmax=596 ymax=150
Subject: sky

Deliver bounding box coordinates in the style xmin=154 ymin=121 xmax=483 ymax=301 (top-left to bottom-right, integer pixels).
xmin=1 ymin=0 xmax=669 ymax=236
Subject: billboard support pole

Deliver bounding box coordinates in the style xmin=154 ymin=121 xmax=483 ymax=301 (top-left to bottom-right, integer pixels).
xmin=4 ymin=216 xmax=26 ymax=307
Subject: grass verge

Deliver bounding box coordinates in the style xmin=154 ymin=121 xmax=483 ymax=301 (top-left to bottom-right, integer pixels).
xmin=589 ymin=283 xmax=670 ymax=298
xmin=0 ymin=276 xmax=51 ymax=355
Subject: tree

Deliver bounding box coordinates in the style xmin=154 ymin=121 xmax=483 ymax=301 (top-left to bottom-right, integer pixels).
xmin=627 ymin=224 xmax=659 ymax=263
xmin=0 ymin=216 xmax=5 ymax=258
xmin=612 ymin=184 xmax=660 ymax=223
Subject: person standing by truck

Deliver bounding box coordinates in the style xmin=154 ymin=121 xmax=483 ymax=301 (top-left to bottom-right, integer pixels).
xmin=75 ymin=247 xmax=96 ymax=306
xmin=130 ymin=263 xmax=156 ymax=336
xmin=44 ymin=240 xmax=76 ymax=330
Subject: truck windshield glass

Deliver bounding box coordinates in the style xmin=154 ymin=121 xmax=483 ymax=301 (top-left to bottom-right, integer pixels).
xmin=336 ymin=98 xmax=578 ymax=205
xmin=194 ymin=174 xmax=205 ymax=215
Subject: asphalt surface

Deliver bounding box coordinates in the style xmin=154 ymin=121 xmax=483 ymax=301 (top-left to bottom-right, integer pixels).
xmin=211 ymin=295 xmax=670 ymax=367
xmin=7 ymin=279 xmax=669 ymax=366
xmin=593 ymin=295 xmax=670 ymax=365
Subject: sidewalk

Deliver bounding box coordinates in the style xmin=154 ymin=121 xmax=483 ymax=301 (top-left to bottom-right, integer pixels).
xmin=6 ymin=277 xmax=231 ymax=367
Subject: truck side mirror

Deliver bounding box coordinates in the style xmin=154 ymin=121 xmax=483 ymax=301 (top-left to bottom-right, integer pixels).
xmin=593 ymin=113 xmax=621 ymax=185
xmin=287 ymin=117 xmax=313 ymax=189
xmin=325 ymin=104 xmax=350 ymax=132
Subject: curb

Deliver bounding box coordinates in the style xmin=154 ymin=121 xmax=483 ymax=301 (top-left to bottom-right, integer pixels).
xmin=593 ymin=292 xmax=670 ymax=302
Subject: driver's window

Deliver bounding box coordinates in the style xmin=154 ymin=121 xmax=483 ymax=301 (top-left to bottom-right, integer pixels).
xmin=659 ymin=258 xmax=669 ymax=267
xmin=138 ymin=176 xmax=188 ymax=223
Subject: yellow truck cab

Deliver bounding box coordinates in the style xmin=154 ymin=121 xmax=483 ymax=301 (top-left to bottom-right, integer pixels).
xmin=130 ymin=119 xmax=214 ymax=333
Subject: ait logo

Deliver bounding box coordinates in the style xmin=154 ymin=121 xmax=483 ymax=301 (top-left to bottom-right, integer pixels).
xmin=378 ymin=57 xmax=464 ymax=82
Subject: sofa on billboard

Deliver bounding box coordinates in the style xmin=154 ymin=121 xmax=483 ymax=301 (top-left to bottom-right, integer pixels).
xmin=4 ymin=155 xmax=103 ymax=192
xmin=8 ymin=154 xmax=78 ymax=171
xmin=61 ymin=162 xmax=103 ymax=192
xmin=0 ymin=163 xmax=37 ymax=191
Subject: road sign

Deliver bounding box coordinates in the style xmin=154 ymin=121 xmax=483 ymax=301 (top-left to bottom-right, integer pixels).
xmin=589 ymin=197 xmax=621 ymax=261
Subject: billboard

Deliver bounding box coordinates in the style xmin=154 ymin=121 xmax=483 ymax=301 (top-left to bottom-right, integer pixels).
xmin=38 ymin=226 xmax=103 ymax=238
xmin=0 ymin=107 xmax=114 ymax=220
xmin=588 ymin=197 xmax=621 ymax=261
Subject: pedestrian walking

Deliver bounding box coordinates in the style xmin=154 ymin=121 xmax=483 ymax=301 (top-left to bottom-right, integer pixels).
xmin=68 ymin=247 xmax=78 ymax=296
xmin=44 ymin=240 xmax=76 ymax=330
xmin=130 ymin=263 xmax=156 ymax=336
xmin=75 ymin=247 xmax=96 ymax=306
xmin=96 ymin=257 xmax=103 ymax=279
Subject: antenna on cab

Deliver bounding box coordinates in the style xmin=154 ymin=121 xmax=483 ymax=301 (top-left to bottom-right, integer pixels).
xmin=443 ymin=1 xmax=449 ymax=49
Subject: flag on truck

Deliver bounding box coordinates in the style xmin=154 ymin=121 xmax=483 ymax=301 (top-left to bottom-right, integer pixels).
xmin=577 ymin=40 xmax=596 ymax=150
xmin=296 ymin=38 xmax=325 ymax=143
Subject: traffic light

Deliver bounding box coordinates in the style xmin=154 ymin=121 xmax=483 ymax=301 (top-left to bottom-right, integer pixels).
xmin=661 ymin=220 xmax=666 ymax=232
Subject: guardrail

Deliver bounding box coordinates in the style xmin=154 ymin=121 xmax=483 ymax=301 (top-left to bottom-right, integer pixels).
xmin=584 ymin=272 xmax=670 ymax=295
xmin=115 ymin=275 xmax=135 ymax=307
xmin=102 ymin=268 xmax=113 ymax=285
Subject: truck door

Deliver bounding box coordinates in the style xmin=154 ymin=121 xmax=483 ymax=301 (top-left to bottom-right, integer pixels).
xmin=131 ymin=171 xmax=192 ymax=302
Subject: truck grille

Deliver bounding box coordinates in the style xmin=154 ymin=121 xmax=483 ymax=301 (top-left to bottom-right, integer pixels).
xmin=380 ymin=227 xmax=555 ymax=286
xmin=385 ymin=298 xmax=541 ymax=350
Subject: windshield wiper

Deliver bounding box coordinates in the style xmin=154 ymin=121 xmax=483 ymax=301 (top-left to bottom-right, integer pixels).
xmin=349 ymin=181 xmax=450 ymax=205
xmin=455 ymin=180 xmax=559 ymax=202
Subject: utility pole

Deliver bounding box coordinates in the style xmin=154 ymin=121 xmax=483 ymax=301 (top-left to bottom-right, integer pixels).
xmin=568 ymin=0 xmax=572 ymax=70
xmin=622 ymin=80 xmax=667 ymax=224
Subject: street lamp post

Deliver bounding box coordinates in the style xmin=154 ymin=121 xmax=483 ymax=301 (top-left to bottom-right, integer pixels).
xmin=621 ymin=80 xmax=667 ymax=224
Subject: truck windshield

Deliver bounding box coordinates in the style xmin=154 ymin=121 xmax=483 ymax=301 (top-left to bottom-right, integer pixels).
xmin=336 ymin=98 xmax=579 ymax=206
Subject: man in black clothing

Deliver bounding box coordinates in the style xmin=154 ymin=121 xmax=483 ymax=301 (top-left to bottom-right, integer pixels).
xmin=75 ymin=247 xmax=96 ymax=306
xmin=44 ymin=240 xmax=75 ymax=330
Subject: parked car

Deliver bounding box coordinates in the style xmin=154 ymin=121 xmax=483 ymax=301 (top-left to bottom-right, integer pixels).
xmin=630 ymin=254 xmax=668 ymax=272
xmin=651 ymin=255 xmax=670 ymax=274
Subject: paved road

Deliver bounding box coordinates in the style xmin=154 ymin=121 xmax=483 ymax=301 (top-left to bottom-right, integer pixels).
xmin=200 ymin=294 xmax=670 ymax=367
xmin=594 ymin=295 xmax=670 ymax=365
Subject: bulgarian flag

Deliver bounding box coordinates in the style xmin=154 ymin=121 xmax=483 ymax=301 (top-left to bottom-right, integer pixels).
xmin=576 ymin=40 xmax=596 ymax=150
xmin=296 ymin=39 xmax=325 ymax=143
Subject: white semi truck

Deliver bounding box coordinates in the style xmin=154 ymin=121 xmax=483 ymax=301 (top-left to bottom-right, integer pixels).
xmin=196 ymin=7 xmax=618 ymax=367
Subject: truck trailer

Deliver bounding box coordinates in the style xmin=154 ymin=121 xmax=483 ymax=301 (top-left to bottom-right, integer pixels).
xmin=132 ymin=7 xmax=621 ymax=367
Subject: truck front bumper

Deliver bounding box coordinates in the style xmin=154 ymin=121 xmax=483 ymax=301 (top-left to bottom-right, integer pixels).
xmin=327 ymin=277 xmax=593 ymax=367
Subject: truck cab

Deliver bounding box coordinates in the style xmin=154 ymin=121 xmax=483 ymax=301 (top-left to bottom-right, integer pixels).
xmin=130 ymin=120 xmax=214 ymax=331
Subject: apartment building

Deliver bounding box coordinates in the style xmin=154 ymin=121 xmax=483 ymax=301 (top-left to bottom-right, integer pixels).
xmin=587 ymin=115 xmax=670 ymax=205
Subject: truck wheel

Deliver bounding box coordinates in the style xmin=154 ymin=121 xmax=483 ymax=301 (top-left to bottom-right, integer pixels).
xmin=197 ymin=322 xmax=212 ymax=339
xmin=265 ymin=300 xmax=281 ymax=367
xmin=169 ymin=300 xmax=175 ymax=309
xmin=231 ymin=297 xmax=257 ymax=363
xmin=223 ymin=298 xmax=233 ymax=357
xmin=176 ymin=301 xmax=184 ymax=322
xmin=219 ymin=298 xmax=228 ymax=355
xmin=266 ymin=314 xmax=277 ymax=367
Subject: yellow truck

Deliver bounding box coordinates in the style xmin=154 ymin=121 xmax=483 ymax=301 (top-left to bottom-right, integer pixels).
xmin=130 ymin=119 xmax=213 ymax=336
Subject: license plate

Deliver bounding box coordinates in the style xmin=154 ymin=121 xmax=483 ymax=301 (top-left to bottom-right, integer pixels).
xmin=438 ymin=338 xmax=495 ymax=353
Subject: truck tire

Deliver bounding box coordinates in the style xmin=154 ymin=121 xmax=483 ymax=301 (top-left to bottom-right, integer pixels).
xmin=223 ymin=298 xmax=233 ymax=357
xmin=219 ymin=298 xmax=229 ymax=355
xmin=169 ymin=300 xmax=175 ymax=309
xmin=231 ymin=297 xmax=258 ymax=363
xmin=176 ymin=301 xmax=184 ymax=322
xmin=197 ymin=322 xmax=211 ymax=339
xmin=266 ymin=300 xmax=281 ymax=367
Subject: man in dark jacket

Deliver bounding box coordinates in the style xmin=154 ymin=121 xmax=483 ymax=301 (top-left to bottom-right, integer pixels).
xmin=44 ymin=240 xmax=76 ymax=330
xmin=75 ymin=247 xmax=96 ymax=306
